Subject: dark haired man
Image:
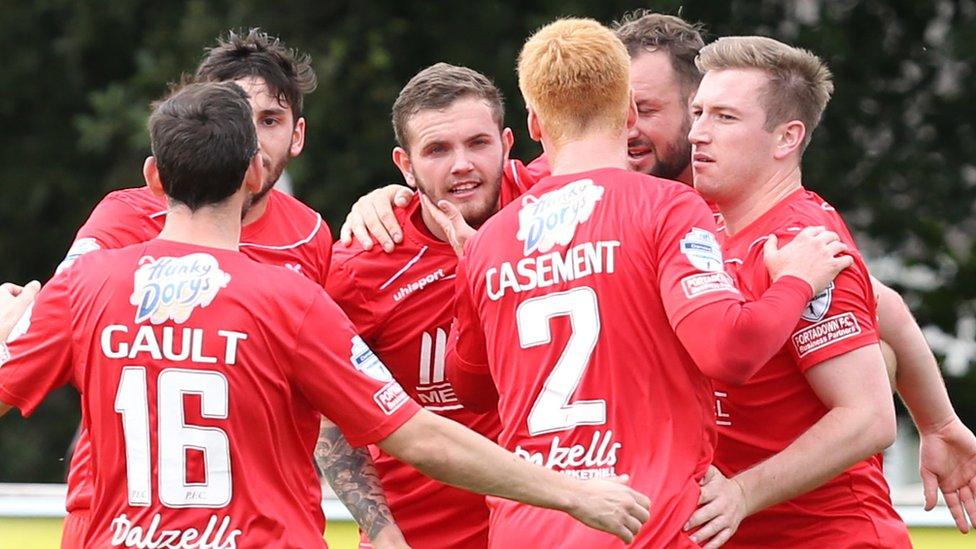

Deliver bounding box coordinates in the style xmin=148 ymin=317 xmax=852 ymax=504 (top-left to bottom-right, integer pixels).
xmin=328 ymin=62 xmax=548 ymax=548
xmin=56 ymin=29 xmax=398 ymax=548
xmin=0 ymin=81 xmax=651 ymax=548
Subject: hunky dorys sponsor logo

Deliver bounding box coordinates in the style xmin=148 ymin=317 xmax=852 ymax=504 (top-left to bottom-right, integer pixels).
xmin=514 ymin=429 xmax=622 ymax=480
xmin=130 ymin=254 xmax=230 ymax=324
xmin=517 ymin=179 xmax=604 ymax=256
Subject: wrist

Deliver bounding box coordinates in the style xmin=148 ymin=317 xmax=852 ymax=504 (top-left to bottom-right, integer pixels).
xmin=370 ymin=524 xmax=408 ymax=548
xmin=917 ymin=414 xmax=960 ymax=436
xmin=731 ymin=473 xmax=760 ymax=517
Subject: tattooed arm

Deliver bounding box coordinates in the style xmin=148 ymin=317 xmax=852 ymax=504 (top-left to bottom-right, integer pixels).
xmin=315 ymin=417 xmax=409 ymax=548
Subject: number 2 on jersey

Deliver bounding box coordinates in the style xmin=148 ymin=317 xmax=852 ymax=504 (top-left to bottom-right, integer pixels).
xmin=115 ymin=367 xmax=232 ymax=507
xmin=517 ymin=287 xmax=605 ymax=436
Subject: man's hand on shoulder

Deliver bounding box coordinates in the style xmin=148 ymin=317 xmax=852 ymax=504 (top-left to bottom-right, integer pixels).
xmin=340 ymin=185 xmax=414 ymax=252
xmin=0 ymin=281 xmax=40 ymax=341
xmin=763 ymin=226 xmax=852 ymax=295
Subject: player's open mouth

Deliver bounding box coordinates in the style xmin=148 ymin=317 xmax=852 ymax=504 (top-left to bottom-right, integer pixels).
xmin=628 ymin=147 xmax=652 ymax=161
xmin=449 ymin=181 xmax=481 ymax=197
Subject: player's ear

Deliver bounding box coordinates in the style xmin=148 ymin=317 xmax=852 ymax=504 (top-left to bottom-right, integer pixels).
xmin=392 ymin=147 xmax=418 ymax=189
xmin=625 ymin=90 xmax=638 ymax=130
xmin=527 ymin=107 xmax=542 ymax=142
xmin=773 ymin=120 xmax=806 ymax=161
xmin=143 ymin=157 xmax=165 ymax=197
xmin=501 ymin=127 xmax=514 ymax=160
xmin=290 ymin=117 xmax=306 ymax=158
xmin=243 ymin=150 xmax=264 ymax=194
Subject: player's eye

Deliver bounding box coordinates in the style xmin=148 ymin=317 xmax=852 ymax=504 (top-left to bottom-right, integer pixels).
xmin=261 ymin=117 xmax=279 ymax=127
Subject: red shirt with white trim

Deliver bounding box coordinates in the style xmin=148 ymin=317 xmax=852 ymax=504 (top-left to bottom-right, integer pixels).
xmin=714 ymin=188 xmax=909 ymax=547
xmin=59 ymin=186 xmax=333 ymax=517
xmin=452 ymin=168 xmax=742 ymax=548
xmin=0 ymin=240 xmax=417 ymax=548
xmin=327 ymin=159 xmax=538 ymax=548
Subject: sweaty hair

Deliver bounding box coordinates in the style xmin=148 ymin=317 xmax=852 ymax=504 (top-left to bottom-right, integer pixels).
xmin=149 ymin=82 xmax=258 ymax=210
xmin=392 ymin=63 xmax=505 ymax=150
xmin=517 ymin=18 xmax=631 ymax=145
xmin=195 ymin=28 xmax=317 ymax=123
xmin=696 ymin=36 xmax=834 ymax=151
xmin=613 ymin=11 xmax=706 ymax=96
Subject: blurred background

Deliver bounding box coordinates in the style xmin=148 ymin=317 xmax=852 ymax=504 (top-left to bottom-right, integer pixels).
xmin=0 ymin=0 xmax=973 ymax=544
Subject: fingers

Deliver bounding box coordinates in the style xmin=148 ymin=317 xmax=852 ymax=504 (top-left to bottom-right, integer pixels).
xmin=701 ymin=527 xmax=734 ymax=549
xmin=961 ymin=484 xmax=976 ymax=533
xmin=689 ymin=509 xmax=727 ymax=546
xmin=393 ymin=187 xmax=415 ymax=207
xmin=762 ymin=234 xmax=778 ymax=255
xmin=944 ymin=490 xmax=970 ymax=533
xmin=362 ymin=202 xmax=400 ymax=253
xmin=921 ymin=470 xmax=938 ymax=511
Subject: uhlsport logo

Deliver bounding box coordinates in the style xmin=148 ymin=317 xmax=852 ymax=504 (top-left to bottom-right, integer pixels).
xmin=130 ymin=254 xmax=230 ymax=324
xmin=517 ymin=179 xmax=604 ymax=256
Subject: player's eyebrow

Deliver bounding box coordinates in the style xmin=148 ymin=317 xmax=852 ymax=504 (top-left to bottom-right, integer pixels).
xmin=257 ymin=106 xmax=288 ymax=117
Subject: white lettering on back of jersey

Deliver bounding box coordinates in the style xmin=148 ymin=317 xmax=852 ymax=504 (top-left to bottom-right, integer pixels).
xmin=513 ymin=429 xmax=622 ymax=478
xmin=485 ymin=241 xmax=619 ymax=301
xmin=101 ymin=325 xmax=246 ymax=366
xmin=109 ymin=512 xmax=242 ymax=548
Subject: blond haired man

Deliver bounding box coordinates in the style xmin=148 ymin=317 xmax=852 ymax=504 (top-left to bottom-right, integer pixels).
xmin=684 ymin=36 xmax=912 ymax=548
xmin=446 ymin=19 xmax=851 ymax=547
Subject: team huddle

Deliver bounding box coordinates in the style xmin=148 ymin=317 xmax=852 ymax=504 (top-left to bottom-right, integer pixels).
xmin=2 ymin=10 xmax=976 ymax=549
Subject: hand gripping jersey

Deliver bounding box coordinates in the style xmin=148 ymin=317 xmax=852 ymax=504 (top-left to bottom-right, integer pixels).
xmin=0 ymin=240 xmax=418 ymax=548
xmin=715 ymin=188 xmax=910 ymax=548
xmin=58 ymin=186 xmax=333 ymax=536
xmin=452 ymin=168 xmax=744 ymax=548
xmin=326 ymin=159 xmax=542 ymax=548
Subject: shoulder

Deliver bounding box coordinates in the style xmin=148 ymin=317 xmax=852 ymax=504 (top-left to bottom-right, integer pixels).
xmin=98 ymin=186 xmax=168 ymax=216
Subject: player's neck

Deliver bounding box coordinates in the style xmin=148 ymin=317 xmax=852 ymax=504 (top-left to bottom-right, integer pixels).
xmin=546 ymin=135 xmax=629 ymax=176
xmin=158 ymin=201 xmax=243 ymax=251
xmin=241 ymin=193 xmax=270 ymax=226
xmin=720 ymin=165 xmax=803 ymax=236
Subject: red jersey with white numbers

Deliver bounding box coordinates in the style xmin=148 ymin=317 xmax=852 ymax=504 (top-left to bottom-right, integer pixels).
xmin=453 ymin=168 xmax=743 ymax=548
xmin=327 ymin=159 xmax=542 ymax=548
xmin=0 ymin=240 xmax=418 ymax=548
xmin=60 ymin=186 xmax=333 ymax=516
xmin=715 ymin=188 xmax=909 ymax=548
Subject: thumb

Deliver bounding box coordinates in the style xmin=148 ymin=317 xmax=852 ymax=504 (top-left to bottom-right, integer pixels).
xmin=763 ymin=234 xmax=779 ymax=256
xmin=921 ymin=469 xmax=938 ymax=511
xmin=394 ymin=187 xmax=415 ymax=207
xmin=23 ymin=280 xmax=41 ymax=296
xmin=436 ymin=199 xmax=464 ymax=223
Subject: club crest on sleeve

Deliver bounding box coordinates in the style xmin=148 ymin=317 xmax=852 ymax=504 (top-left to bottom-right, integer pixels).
xmin=350 ymin=335 xmax=393 ymax=382
xmin=802 ymin=281 xmax=834 ymax=322
xmin=130 ymin=254 xmax=230 ymax=325
xmin=517 ymin=179 xmax=604 ymax=256
xmin=680 ymin=228 xmax=724 ymax=272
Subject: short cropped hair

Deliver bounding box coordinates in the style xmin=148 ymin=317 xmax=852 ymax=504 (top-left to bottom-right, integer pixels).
xmin=696 ymin=36 xmax=834 ymax=151
xmin=517 ymin=18 xmax=631 ymax=144
xmin=392 ymin=63 xmax=505 ymax=149
xmin=195 ymin=28 xmax=316 ymax=123
xmin=613 ymin=11 xmax=706 ymax=96
xmin=149 ymin=82 xmax=258 ymax=210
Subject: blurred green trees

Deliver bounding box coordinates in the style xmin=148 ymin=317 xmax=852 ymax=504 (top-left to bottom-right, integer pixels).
xmin=1 ymin=0 xmax=974 ymax=481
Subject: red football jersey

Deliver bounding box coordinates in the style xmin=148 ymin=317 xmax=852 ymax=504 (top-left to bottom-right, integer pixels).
xmin=327 ymin=159 xmax=538 ymax=548
xmin=0 ymin=240 xmax=418 ymax=548
xmin=453 ymin=168 xmax=743 ymax=548
xmin=714 ymin=189 xmax=909 ymax=547
xmin=60 ymin=186 xmax=333 ymax=517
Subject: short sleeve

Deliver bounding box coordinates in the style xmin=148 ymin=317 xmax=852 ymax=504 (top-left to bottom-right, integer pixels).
xmin=313 ymin=217 xmax=334 ymax=288
xmin=75 ymin=195 xmax=151 ymax=250
xmin=325 ymin=252 xmax=380 ymax=337
xmin=654 ymin=187 xmax=742 ymax=328
xmin=0 ymin=273 xmax=75 ymax=416
xmin=449 ymin=256 xmax=490 ymax=375
xmin=788 ymin=258 xmax=879 ymax=371
xmin=289 ymin=292 xmax=419 ymax=446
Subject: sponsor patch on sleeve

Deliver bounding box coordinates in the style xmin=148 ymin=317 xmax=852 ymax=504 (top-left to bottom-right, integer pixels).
xmin=680 ymin=228 xmax=725 ymax=272
xmin=801 ymin=281 xmax=834 ymax=322
xmin=350 ymin=335 xmax=393 ymax=382
xmin=792 ymin=312 xmax=861 ymax=357
xmin=373 ymin=381 xmax=410 ymax=415
xmin=56 ymin=238 xmax=102 ymax=274
xmin=681 ymin=272 xmax=738 ymax=298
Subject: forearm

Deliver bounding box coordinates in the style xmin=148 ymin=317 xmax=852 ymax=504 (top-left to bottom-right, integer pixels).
xmin=875 ymin=280 xmax=955 ymax=431
xmin=676 ymin=275 xmax=812 ymax=384
xmin=733 ymin=406 xmax=886 ymax=515
xmin=314 ymin=420 xmax=401 ymax=543
xmin=379 ymin=410 xmax=576 ymax=512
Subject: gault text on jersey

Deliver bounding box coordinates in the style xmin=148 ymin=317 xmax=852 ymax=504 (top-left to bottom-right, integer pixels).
xmin=485 ymin=240 xmax=620 ymax=301
xmin=101 ymin=325 xmax=248 ymax=365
